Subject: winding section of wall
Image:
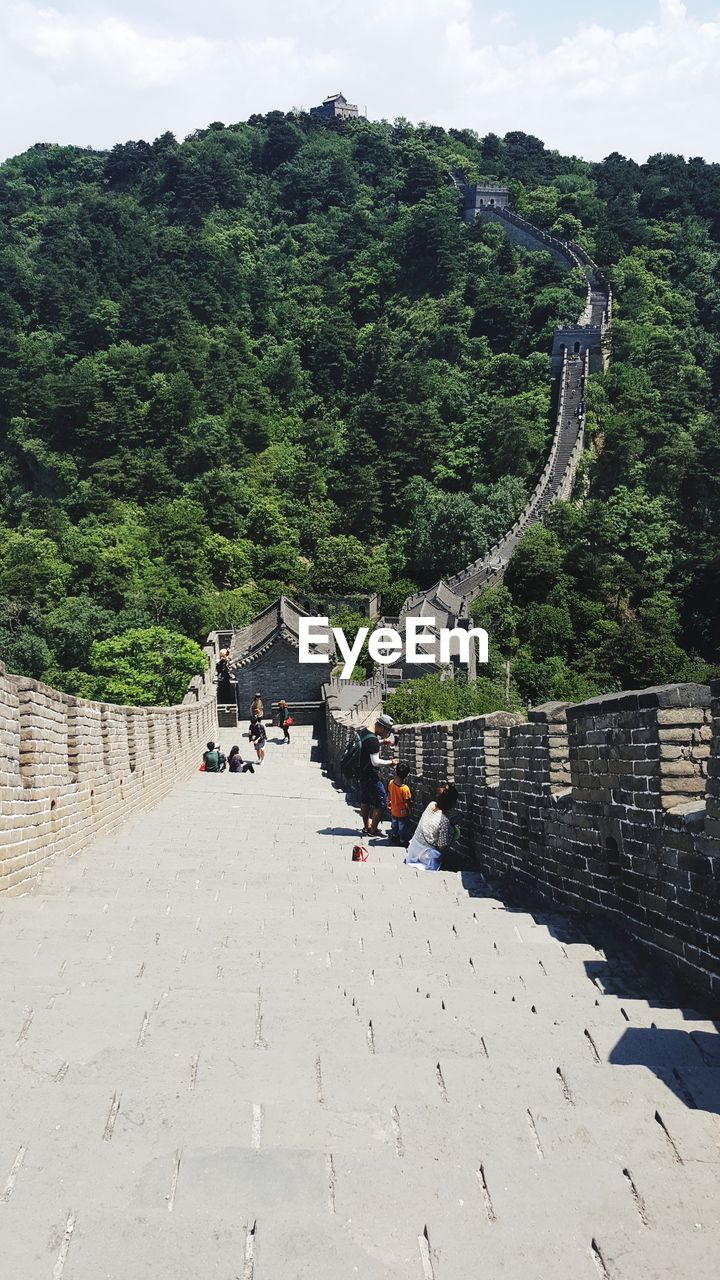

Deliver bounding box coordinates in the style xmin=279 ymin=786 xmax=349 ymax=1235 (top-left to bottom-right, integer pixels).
xmin=0 ymin=640 xmax=220 ymax=893
xmin=323 ymin=678 xmax=720 ymax=999
xmin=403 ymin=192 xmax=611 ymax=611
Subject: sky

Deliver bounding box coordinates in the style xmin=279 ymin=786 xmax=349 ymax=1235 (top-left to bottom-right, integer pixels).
xmin=1 ymin=0 xmax=720 ymax=163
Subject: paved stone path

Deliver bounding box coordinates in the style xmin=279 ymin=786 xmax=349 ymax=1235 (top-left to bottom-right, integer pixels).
xmin=1 ymin=725 xmax=718 ymax=1279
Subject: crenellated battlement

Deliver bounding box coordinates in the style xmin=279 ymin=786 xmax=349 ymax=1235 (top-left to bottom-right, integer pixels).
xmin=323 ymin=680 xmax=720 ymax=998
xmin=0 ymin=643 xmax=219 ymax=892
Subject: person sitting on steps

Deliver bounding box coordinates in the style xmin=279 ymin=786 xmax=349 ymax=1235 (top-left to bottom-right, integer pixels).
xmin=203 ymin=741 xmax=226 ymax=773
xmin=404 ymin=782 xmax=459 ymax=871
xmin=227 ymin=745 xmax=255 ymax=773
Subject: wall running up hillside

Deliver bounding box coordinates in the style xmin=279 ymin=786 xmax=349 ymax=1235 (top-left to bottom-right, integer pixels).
xmin=0 ymin=641 xmax=220 ymax=893
xmin=323 ymin=680 xmax=720 ymax=999
xmin=402 ymin=193 xmax=612 ymax=612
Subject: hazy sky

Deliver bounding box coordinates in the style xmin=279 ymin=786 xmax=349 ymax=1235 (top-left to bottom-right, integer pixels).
xmin=1 ymin=0 xmax=720 ymax=163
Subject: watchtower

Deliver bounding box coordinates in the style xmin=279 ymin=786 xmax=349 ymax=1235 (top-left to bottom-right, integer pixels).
xmin=310 ymin=93 xmax=360 ymax=121
xmin=463 ymin=185 xmax=510 ymax=221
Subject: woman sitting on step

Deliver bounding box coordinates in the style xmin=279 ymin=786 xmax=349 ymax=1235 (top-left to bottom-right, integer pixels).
xmin=404 ymin=783 xmax=459 ymax=871
xmin=227 ymin=745 xmax=255 ymax=774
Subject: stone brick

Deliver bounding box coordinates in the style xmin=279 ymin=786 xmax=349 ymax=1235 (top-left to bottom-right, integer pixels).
xmin=322 ymin=678 xmax=720 ymax=1001
xmin=0 ymin=640 xmax=219 ymax=893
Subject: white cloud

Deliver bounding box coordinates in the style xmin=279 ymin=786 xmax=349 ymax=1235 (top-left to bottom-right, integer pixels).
xmin=0 ymin=0 xmax=719 ymax=161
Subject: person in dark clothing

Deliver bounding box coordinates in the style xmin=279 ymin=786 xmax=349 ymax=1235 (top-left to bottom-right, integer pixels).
xmin=228 ymin=745 xmax=255 ymax=774
xmin=358 ymin=713 xmax=396 ymax=836
xmin=277 ymin=699 xmax=292 ymax=743
xmin=203 ymin=741 xmax=226 ymax=772
xmin=215 ymin=650 xmax=233 ymax=705
xmin=249 ymin=717 xmax=267 ymax=765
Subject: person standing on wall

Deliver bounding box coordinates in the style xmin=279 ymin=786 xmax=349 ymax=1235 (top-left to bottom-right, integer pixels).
xmin=387 ymin=763 xmax=412 ymax=847
xmin=249 ymin=715 xmax=267 ymax=765
xmin=358 ymin=713 xmax=396 ymax=837
xmin=215 ymin=649 xmax=233 ymax=704
xmin=249 ymin=692 xmax=264 ymax=726
xmin=276 ymin=698 xmax=292 ymax=743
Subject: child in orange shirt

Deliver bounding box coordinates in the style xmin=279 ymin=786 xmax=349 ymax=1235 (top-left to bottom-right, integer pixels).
xmin=387 ymin=764 xmax=412 ymax=847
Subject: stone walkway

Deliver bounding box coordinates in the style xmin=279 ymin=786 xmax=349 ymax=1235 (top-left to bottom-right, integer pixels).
xmin=0 ymin=725 xmax=718 ymax=1279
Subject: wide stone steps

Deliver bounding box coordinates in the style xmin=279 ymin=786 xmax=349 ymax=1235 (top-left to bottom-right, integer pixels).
xmin=0 ymin=726 xmax=715 ymax=1278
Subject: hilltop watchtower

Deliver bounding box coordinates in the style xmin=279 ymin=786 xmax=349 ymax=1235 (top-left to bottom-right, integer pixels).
xmin=463 ymin=184 xmax=510 ymax=221
xmin=310 ymin=93 xmax=360 ymax=121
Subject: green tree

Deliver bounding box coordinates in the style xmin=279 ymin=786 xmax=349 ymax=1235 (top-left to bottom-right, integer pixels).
xmin=87 ymin=627 xmax=206 ymax=706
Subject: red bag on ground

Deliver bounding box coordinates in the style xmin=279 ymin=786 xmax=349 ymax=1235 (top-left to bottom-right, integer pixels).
xmin=199 ymin=763 xmax=206 ymax=771
xmin=352 ymin=845 xmax=368 ymax=862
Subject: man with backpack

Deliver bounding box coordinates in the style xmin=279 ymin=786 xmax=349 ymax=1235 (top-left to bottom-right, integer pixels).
xmin=203 ymin=741 xmax=226 ymax=772
xmin=341 ymin=713 xmax=397 ymax=837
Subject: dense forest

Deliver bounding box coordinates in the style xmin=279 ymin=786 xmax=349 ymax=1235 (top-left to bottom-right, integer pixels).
xmin=0 ymin=111 xmax=719 ymax=706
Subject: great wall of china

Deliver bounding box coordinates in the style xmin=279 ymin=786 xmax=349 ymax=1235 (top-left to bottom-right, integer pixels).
xmin=0 ymin=645 xmax=218 ymax=892
xmin=1 ymin=185 xmax=718 ymax=1003
xmin=323 ymin=675 xmax=720 ymax=1001
xmin=401 ymin=181 xmax=611 ymax=614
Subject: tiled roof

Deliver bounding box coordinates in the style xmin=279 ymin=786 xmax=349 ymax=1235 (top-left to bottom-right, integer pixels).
xmin=230 ymin=596 xmax=335 ymax=668
xmin=399 ymin=580 xmax=465 ymax=630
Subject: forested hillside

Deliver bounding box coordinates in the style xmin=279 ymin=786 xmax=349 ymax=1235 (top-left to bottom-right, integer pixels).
xmin=0 ymin=112 xmax=719 ymax=703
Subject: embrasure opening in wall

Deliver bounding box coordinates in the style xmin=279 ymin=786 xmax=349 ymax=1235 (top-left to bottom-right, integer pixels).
xmin=605 ymin=836 xmax=621 ymax=877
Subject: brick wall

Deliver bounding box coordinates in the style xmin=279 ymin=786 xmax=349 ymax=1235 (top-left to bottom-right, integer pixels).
xmin=0 ymin=639 xmax=219 ymax=893
xmin=234 ymin=639 xmax=334 ymax=716
xmin=322 ymin=677 xmax=385 ymax=786
xmin=323 ymin=680 xmax=720 ymax=998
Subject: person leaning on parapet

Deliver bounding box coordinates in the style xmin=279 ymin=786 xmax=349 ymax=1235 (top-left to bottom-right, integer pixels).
xmin=358 ymin=713 xmax=397 ymax=838
xmin=203 ymin=741 xmax=227 ymax=773
xmin=404 ymin=782 xmax=459 ymax=871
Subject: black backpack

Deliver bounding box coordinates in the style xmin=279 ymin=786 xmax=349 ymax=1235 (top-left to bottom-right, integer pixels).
xmin=340 ymin=728 xmax=369 ymax=780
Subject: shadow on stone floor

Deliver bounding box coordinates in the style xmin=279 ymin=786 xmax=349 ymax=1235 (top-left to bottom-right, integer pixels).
xmin=457 ymin=867 xmax=720 ymax=1113
xmin=317 ymin=825 xmax=364 ymax=837
xmin=312 ymin=774 xmax=720 ymax=1115
xmin=608 ymin=1026 xmax=720 ymax=1116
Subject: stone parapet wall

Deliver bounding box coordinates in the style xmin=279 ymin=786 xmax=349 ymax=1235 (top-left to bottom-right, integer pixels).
xmin=0 ymin=637 xmax=220 ymax=893
xmin=707 ymin=679 xmax=720 ymax=838
xmin=322 ymin=678 xmax=385 ymax=781
xmin=447 ymin=350 xmax=589 ymax=598
xmin=322 ymin=680 xmax=720 ymax=998
xmin=422 ymin=196 xmax=610 ymax=611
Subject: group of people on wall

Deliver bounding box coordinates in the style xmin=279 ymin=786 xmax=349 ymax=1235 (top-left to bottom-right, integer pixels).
xmin=201 ymin=687 xmax=293 ymax=775
xmin=210 ymin=647 xmax=458 ymax=873
xmin=350 ymin=712 xmax=460 ymax=873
